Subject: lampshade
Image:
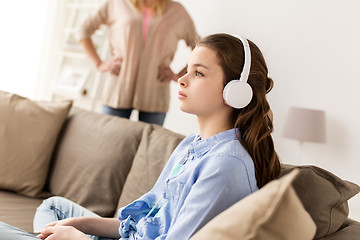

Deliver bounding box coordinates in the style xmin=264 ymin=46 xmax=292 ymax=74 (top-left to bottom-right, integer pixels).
xmin=282 ymin=107 xmax=326 ymax=143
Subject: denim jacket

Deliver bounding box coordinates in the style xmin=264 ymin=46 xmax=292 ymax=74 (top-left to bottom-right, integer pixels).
xmin=117 ymin=129 xmax=258 ymax=239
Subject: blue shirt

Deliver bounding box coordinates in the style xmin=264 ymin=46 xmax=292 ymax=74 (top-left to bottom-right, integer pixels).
xmin=117 ymin=129 xmax=258 ymax=239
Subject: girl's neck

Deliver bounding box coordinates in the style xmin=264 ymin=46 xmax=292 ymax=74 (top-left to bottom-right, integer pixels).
xmin=197 ymin=113 xmax=233 ymax=140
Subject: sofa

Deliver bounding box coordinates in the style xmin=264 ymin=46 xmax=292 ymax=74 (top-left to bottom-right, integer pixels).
xmin=1 ymin=90 xmax=360 ymax=239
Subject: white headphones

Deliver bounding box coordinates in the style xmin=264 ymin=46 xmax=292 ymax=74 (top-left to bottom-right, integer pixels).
xmin=222 ymin=36 xmax=253 ymax=109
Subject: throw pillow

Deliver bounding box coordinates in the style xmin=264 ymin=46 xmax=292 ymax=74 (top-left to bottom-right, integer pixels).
xmin=190 ymin=169 xmax=317 ymax=240
xmin=47 ymin=108 xmax=146 ymax=217
xmin=280 ymin=164 xmax=360 ymax=239
xmin=116 ymin=125 xmax=185 ymax=210
xmin=0 ymin=90 xmax=72 ymax=197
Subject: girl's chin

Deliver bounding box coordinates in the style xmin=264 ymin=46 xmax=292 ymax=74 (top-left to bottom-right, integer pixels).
xmin=178 ymin=105 xmax=193 ymax=115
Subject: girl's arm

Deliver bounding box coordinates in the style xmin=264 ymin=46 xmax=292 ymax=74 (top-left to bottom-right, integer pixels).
xmin=38 ymin=217 xmax=121 ymax=239
xmin=37 ymin=226 xmax=91 ymax=240
xmin=72 ymin=217 xmax=120 ymax=238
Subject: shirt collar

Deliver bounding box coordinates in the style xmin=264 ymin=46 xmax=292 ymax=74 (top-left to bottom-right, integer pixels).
xmin=189 ymin=129 xmax=239 ymax=158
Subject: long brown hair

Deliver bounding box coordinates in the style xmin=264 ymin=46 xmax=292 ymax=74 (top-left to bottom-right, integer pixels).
xmin=198 ymin=33 xmax=281 ymax=188
xmin=130 ymin=0 xmax=170 ymax=16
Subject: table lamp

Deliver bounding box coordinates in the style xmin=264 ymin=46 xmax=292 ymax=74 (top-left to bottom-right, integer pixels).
xmin=282 ymin=106 xmax=326 ymax=144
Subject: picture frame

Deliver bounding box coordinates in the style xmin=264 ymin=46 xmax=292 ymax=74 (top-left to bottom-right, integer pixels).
xmin=56 ymin=65 xmax=89 ymax=97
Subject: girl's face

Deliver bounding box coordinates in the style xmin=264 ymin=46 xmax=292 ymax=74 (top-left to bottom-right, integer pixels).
xmin=178 ymin=45 xmax=228 ymax=117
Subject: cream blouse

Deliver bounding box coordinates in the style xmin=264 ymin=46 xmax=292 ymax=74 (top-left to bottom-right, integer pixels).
xmin=78 ymin=0 xmax=199 ymax=112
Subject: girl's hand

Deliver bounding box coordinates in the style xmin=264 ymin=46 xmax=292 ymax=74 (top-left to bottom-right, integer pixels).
xmin=158 ymin=65 xmax=178 ymax=82
xmin=36 ymin=226 xmax=91 ymax=240
xmin=36 ymin=218 xmax=79 ymax=238
xmin=97 ymin=57 xmax=122 ymax=76
xmin=39 ymin=218 xmax=75 ymax=230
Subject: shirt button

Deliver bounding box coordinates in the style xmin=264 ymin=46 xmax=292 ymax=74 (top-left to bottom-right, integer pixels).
xmin=147 ymin=219 xmax=152 ymax=223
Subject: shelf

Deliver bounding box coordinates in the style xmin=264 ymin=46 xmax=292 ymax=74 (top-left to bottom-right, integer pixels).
xmin=65 ymin=27 xmax=105 ymax=36
xmin=53 ymin=0 xmax=108 ymax=112
xmin=58 ymin=50 xmax=87 ymax=59
xmin=67 ymin=3 xmax=101 ymax=9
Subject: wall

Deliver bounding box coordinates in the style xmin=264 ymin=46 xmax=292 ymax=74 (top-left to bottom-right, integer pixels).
xmin=164 ymin=0 xmax=360 ymax=220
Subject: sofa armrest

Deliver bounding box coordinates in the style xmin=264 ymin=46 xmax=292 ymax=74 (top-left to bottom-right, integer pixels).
xmin=318 ymin=218 xmax=360 ymax=240
xmin=280 ymin=164 xmax=360 ymax=239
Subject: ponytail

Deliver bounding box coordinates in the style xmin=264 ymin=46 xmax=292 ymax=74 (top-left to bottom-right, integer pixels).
xmin=233 ymin=76 xmax=280 ymax=188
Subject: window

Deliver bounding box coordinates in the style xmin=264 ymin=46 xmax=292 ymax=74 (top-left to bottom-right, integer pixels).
xmin=0 ymin=1 xmax=49 ymax=98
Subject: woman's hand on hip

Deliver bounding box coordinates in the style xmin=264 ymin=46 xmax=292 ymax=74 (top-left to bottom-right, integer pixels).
xmin=97 ymin=57 xmax=122 ymax=76
xmin=158 ymin=65 xmax=178 ymax=82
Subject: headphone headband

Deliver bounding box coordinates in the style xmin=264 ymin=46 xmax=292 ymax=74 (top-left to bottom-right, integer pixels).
xmin=237 ymin=36 xmax=251 ymax=83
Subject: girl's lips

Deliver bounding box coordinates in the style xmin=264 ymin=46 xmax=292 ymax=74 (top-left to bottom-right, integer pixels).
xmin=178 ymin=91 xmax=187 ymax=99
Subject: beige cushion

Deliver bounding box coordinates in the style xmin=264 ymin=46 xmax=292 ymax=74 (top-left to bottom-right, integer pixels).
xmin=116 ymin=125 xmax=185 ymax=210
xmin=0 ymin=190 xmax=44 ymax=233
xmin=47 ymin=108 xmax=146 ymax=217
xmin=0 ymin=90 xmax=72 ymax=197
xmin=280 ymin=164 xmax=360 ymax=239
xmin=191 ymin=169 xmax=316 ymax=240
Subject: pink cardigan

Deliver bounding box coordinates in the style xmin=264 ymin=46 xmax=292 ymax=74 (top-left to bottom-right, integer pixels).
xmin=78 ymin=0 xmax=199 ymax=112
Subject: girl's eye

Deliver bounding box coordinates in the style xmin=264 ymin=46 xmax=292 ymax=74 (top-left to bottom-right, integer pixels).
xmin=195 ymin=71 xmax=204 ymax=77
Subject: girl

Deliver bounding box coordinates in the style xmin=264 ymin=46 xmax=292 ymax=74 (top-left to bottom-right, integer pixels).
xmin=0 ymin=33 xmax=280 ymax=239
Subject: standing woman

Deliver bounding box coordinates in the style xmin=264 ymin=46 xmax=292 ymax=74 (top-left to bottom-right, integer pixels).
xmin=79 ymin=0 xmax=199 ymax=125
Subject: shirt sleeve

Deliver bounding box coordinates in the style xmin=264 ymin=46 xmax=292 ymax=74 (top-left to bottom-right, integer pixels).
xmin=117 ymin=195 xmax=154 ymax=238
xmin=165 ymin=155 xmax=255 ymax=240
xmin=183 ymin=17 xmax=200 ymax=49
xmin=177 ymin=5 xmax=200 ymax=49
xmin=76 ymin=0 xmax=109 ymax=40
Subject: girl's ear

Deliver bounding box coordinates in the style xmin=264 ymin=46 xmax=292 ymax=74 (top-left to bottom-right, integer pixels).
xmin=223 ymin=98 xmax=233 ymax=109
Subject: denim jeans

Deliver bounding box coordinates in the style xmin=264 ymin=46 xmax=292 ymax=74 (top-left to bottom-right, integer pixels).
xmin=0 ymin=201 xmax=110 ymax=240
xmin=102 ymin=105 xmax=166 ymax=126
xmin=33 ymin=196 xmax=116 ymax=240
xmin=0 ymin=222 xmax=38 ymax=240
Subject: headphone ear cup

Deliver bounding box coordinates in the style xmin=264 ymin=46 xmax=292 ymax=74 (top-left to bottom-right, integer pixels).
xmin=223 ymin=80 xmax=253 ymax=109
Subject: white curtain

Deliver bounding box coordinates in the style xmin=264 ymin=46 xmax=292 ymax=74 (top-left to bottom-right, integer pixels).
xmin=34 ymin=0 xmax=68 ymax=100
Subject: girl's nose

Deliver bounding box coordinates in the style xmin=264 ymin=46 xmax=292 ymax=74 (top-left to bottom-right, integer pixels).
xmin=178 ymin=75 xmax=187 ymax=87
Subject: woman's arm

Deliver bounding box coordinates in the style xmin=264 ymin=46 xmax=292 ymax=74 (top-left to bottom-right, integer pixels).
xmin=80 ymin=38 xmax=122 ymax=75
xmin=77 ymin=0 xmax=107 ymax=66
xmin=158 ymin=65 xmax=187 ymax=82
xmin=79 ymin=38 xmax=102 ymax=68
xmin=77 ymin=1 xmax=121 ymax=75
